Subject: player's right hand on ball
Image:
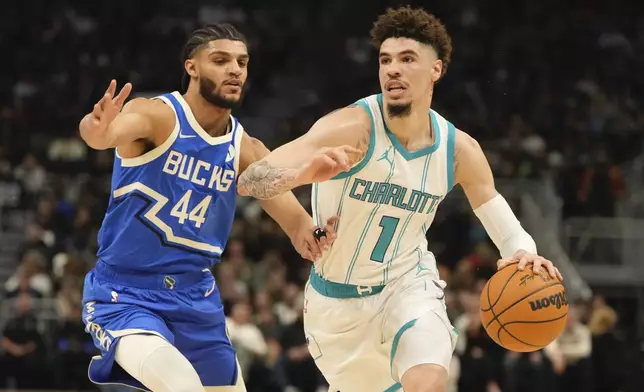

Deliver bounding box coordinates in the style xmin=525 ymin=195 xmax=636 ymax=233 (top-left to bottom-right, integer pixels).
xmin=88 ymin=80 xmax=132 ymax=133
xmin=296 ymin=145 xmax=363 ymax=184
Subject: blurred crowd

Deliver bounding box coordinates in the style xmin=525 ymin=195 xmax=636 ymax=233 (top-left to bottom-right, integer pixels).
xmin=1 ymin=0 xmax=643 ymax=391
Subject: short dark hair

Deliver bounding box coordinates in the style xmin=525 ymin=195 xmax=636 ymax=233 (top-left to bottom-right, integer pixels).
xmin=370 ymin=6 xmax=452 ymax=78
xmin=181 ymin=23 xmax=247 ymax=91
xmin=182 ymin=23 xmax=247 ymax=61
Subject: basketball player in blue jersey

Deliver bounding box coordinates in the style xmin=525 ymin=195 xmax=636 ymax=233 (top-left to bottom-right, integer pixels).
xmin=77 ymin=24 xmax=351 ymax=392
xmin=238 ymin=7 xmax=565 ymax=392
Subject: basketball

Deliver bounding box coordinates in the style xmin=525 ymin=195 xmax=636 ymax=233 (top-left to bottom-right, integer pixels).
xmin=479 ymin=263 xmax=568 ymax=352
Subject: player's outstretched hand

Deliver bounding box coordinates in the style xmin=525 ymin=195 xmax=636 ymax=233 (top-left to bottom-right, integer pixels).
xmin=88 ymin=80 xmax=132 ymax=134
xmin=294 ymin=216 xmax=340 ymax=262
xmin=497 ymin=249 xmax=564 ymax=281
xmin=296 ymin=146 xmax=363 ymax=185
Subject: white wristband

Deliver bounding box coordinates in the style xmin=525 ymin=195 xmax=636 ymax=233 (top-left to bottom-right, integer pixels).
xmin=473 ymin=194 xmax=537 ymax=259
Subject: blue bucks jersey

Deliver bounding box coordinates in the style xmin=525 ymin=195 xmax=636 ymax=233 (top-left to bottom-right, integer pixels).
xmin=96 ymin=91 xmax=243 ymax=274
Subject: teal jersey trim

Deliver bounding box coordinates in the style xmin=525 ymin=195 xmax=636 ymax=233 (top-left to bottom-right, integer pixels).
xmin=383 ymin=382 xmax=402 ymax=392
xmin=389 ymin=318 xmax=419 ymax=383
xmin=309 ymin=268 xmax=384 ymax=298
xmin=332 ymin=100 xmax=376 ymax=180
xmin=377 ymin=94 xmax=441 ymax=161
xmin=446 ymin=121 xmax=456 ymax=191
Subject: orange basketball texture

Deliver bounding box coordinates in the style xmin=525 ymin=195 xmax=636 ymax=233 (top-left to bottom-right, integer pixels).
xmin=479 ymin=263 xmax=568 ymax=352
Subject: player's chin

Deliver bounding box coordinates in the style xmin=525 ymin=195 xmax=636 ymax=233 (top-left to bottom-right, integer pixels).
xmin=221 ymin=91 xmax=242 ymax=103
xmin=219 ymin=92 xmax=239 ymax=100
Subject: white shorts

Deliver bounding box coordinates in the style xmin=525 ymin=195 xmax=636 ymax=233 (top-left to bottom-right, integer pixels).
xmin=303 ymin=254 xmax=458 ymax=391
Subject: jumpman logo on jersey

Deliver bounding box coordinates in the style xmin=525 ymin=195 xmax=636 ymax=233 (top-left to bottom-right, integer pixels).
xmin=377 ymin=146 xmax=394 ymax=167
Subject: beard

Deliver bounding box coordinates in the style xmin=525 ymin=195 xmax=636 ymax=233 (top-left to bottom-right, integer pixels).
xmin=199 ymin=76 xmax=244 ymax=110
xmin=386 ymin=102 xmax=412 ymax=118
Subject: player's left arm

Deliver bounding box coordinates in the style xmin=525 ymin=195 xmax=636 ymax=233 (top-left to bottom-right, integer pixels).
xmin=238 ymin=133 xmax=337 ymax=261
xmin=454 ymin=130 xmax=563 ymax=280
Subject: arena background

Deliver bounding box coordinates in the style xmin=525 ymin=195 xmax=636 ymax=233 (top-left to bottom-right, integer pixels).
xmin=1 ymin=0 xmax=643 ymax=391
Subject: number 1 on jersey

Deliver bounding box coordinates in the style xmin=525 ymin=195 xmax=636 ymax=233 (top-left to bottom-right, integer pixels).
xmin=370 ymin=215 xmax=399 ymax=263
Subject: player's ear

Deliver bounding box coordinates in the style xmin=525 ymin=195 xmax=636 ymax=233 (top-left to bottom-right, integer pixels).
xmin=431 ymin=60 xmax=442 ymax=83
xmin=184 ymin=59 xmax=198 ymax=78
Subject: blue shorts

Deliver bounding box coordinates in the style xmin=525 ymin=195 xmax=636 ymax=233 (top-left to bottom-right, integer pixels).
xmin=82 ymin=261 xmax=238 ymax=390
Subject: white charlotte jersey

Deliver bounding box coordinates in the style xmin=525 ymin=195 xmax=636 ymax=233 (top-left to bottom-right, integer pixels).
xmin=311 ymin=94 xmax=456 ymax=287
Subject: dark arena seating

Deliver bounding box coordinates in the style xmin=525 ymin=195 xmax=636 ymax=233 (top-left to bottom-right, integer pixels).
xmin=0 ymin=1 xmax=642 ymax=391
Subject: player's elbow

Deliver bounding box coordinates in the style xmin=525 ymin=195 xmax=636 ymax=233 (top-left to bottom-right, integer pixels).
xmin=81 ymin=134 xmax=112 ymax=151
xmin=81 ymin=133 xmax=113 ymax=151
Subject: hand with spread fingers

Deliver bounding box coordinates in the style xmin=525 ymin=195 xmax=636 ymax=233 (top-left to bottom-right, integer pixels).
xmin=88 ymin=79 xmax=133 ymax=134
xmin=496 ymin=249 xmax=564 ymax=281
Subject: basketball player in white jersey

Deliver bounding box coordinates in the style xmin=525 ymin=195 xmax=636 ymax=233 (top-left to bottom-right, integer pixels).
xmin=238 ymin=6 xmax=563 ymax=392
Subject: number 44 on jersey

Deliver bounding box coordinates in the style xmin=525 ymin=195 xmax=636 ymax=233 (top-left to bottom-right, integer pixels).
xmin=170 ymin=190 xmax=211 ymax=228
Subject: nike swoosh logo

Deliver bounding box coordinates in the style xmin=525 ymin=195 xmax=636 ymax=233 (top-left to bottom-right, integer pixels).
xmin=205 ymin=281 xmax=216 ymax=297
xmin=179 ymin=132 xmax=196 ymax=139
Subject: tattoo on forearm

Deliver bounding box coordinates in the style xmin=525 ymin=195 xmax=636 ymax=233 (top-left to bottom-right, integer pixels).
xmin=238 ymin=160 xmax=299 ymax=200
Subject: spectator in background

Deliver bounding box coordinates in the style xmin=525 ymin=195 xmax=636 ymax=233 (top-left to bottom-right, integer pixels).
xmin=34 ymin=196 xmax=64 ymax=234
xmin=224 ymin=239 xmax=254 ymax=288
xmin=13 ymin=153 xmax=46 ymax=198
xmin=4 ymin=249 xmax=52 ymax=298
xmin=577 ymin=148 xmax=626 ymax=217
xmin=454 ymin=289 xmax=501 ymax=392
xmin=251 ymin=249 xmax=286 ymax=292
xmin=228 ymin=301 xmax=285 ymax=392
xmin=451 ymin=257 xmax=477 ymax=291
xmin=274 ymin=283 xmax=302 ymax=326
xmin=227 ymin=301 xmax=269 ymax=378
xmin=65 ymin=205 xmax=96 ymax=255
xmin=504 ymin=349 xmax=558 ymax=392
xmin=0 ymin=144 xmax=12 ymax=181
xmin=0 ymin=293 xmax=49 ymax=389
xmin=217 ymin=262 xmax=249 ymax=306
xmin=279 ymin=296 xmax=320 ymax=392
xmin=588 ymin=295 xmax=625 ymax=392
xmin=17 ymin=223 xmax=52 ymax=263
xmin=554 ymin=303 xmax=593 ymax=392
xmin=461 ymin=241 xmax=498 ymax=282
xmin=55 ymin=276 xmax=83 ymax=319
xmin=53 ymin=296 xmax=95 ymax=390
xmin=253 ymin=290 xmax=280 ymax=337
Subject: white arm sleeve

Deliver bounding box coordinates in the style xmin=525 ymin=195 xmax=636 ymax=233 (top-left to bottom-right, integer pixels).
xmin=473 ymin=194 xmax=537 ymax=259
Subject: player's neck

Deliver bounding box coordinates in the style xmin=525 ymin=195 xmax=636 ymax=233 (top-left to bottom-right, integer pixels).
xmin=384 ymin=103 xmax=434 ymax=147
xmin=183 ymin=91 xmax=231 ymax=137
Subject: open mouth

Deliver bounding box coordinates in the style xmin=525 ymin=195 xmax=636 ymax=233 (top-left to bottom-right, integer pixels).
xmin=385 ymin=81 xmax=406 ymax=92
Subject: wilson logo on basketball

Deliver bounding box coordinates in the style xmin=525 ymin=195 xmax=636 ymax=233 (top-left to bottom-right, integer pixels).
xmin=528 ymin=291 xmax=568 ymax=311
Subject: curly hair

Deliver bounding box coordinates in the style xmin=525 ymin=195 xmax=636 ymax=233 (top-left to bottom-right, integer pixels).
xmin=370 ymin=6 xmax=452 ymax=78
